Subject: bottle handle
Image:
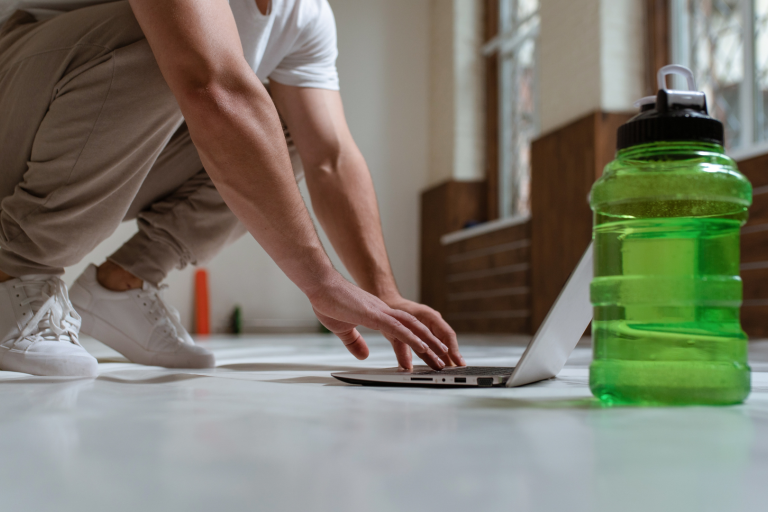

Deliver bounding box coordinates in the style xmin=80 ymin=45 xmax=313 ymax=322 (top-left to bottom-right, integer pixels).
xmin=657 ymin=64 xmax=696 ymax=91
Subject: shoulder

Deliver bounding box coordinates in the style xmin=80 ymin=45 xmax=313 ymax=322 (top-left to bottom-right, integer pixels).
xmin=269 ymin=0 xmax=339 ymax=89
xmin=281 ymin=0 xmax=335 ymax=34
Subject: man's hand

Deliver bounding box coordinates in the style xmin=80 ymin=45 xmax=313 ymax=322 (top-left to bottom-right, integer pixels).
xmin=381 ymin=296 xmax=466 ymax=370
xmin=309 ymin=275 xmax=451 ymax=370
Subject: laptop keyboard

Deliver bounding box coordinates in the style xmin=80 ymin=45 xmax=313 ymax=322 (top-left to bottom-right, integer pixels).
xmin=410 ymin=366 xmax=515 ymax=376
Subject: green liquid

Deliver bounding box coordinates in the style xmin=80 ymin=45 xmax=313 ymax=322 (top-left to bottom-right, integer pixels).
xmin=590 ymin=216 xmax=750 ymax=405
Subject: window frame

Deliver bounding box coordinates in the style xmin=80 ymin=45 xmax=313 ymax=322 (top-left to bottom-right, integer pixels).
xmin=482 ymin=0 xmax=540 ymax=221
xmin=670 ymin=0 xmax=768 ymax=160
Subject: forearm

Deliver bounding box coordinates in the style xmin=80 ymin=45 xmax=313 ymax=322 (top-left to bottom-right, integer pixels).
xmin=184 ymin=83 xmax=335 ymax=297
xmin=305 ymin=145 xmax=400 ymax=301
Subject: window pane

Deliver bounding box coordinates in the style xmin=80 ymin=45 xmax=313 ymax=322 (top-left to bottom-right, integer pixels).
xmin=518 ymin=0 xmax=538 ymax=21
xmin=687 ymin=0 xmax=744 ymax=149
xmin=755 ymin=0 xmax=768 ymax=141
xmin=498 ymin=0 xmax=539 ymax=218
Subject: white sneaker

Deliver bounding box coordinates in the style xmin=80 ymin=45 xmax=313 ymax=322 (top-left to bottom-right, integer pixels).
xmin=0 ymin=275 xmax=98 ymax=377
xmin=70 ymin=264 xmax=215 ymax=369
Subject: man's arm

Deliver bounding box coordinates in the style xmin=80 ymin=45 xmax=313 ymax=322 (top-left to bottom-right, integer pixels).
xmin=269 ymin=83 xmax=466 ymax=368
xmin=127 ymin=0 xmax=450 ymax=369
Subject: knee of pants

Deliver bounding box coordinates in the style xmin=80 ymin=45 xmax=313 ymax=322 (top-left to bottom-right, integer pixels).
xmin=65 ymin=1 xmax=147 ymax=51
xmin=0 ymin=230 xmax=100 ymax=271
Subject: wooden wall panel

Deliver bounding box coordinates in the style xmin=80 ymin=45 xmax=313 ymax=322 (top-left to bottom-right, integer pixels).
xmin=739 ymin=153 xmax=768 ymax=188
xmin=447 ymin=270 xmax=528 ymax=294
xmin=420 ymin=181 xmax=487 ymax=315
xmin=742 ymin=227 xmax=768 ymax=263
xmin=446 ymin=294 xmax=529 ymax=314
xmin=530 ymin=114 xmax=595 ymax=331
xmin=749 ymin=192 xmax=768 ymax=224
xmin=442 ymin=222 xmax=532 ymax=334
xmin=445 ymin=222 xmax=529 ymax=255
xmin=529 ymin=111 xmax=633 ymax=331
xmin=450 ymin=317 xmax=529 ymax=334
xmin=742 ymin=314 xmax=768 ymax=339
xmin=645 ymin=0 xmax=670 ymax=96
xmin=737 ymin=152 xmax=768 ymax=337
xmin=742 ymin=267 xmax=768 ymax=298
xmin=446 ymin=246 xmax=529 ymax=274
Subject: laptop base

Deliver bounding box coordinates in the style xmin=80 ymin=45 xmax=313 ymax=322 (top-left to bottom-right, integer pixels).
xmin=331 ymin=366 xmax=514 ymax=387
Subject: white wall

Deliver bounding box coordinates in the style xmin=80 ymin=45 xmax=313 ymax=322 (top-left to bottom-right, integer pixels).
xmin=428 ymin=0 xmax=455 ymax=187
xmin=538 ymin=0 xmax=602 ymax=135
xmin=427 ymin=0 xmax=485 ymax=186
xmin=63 ymin=0 xmax=432 ymax=334
xmin=453 ymin=0 xmax=486 ymax=183
xmin=600 ymin=0 xmax=645 ymax=112
xmin=539 ymin=0 xmax=645 ymax=135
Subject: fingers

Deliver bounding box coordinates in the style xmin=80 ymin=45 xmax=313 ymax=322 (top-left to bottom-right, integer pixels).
xmin=417 ymin=309 xmax=466 ymax=367
xmin=314 ymin=308 xmax=369 ymax=360
xmin=412 ymin=343 xmax=449 ymax=370
xmin=388 ymin=310 xmax=450 ymax=359
xmin=387 ymin=337 xmax=413 ymax=370
xmin=377 ymin=314 xmax=445 ymax=370
xmin=337 ymin=327 xmax=370 ymax=360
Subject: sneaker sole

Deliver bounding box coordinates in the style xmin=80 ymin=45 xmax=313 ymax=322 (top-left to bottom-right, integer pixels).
xmin=78 ymin=308 xmax=215 ymax=369
xmin=0 ymin=347 xmax=98 ymax=377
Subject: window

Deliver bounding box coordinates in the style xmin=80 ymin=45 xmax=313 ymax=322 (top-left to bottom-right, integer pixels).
xmin=672 ymin=0 xmax=768 ymax=158
xmin=483 ymin=0 xmax=540 ymax=219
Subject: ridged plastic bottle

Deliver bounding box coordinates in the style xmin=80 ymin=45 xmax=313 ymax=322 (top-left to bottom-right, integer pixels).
xmin=589 ymin=66 xmax=753 ymax=405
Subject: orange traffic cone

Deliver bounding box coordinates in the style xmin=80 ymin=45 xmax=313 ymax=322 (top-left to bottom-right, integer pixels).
xmin=195 ymin=268 xmax=210 ymax=335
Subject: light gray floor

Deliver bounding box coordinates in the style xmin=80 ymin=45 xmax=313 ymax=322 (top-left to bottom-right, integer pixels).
xmin=1 ymin=333 xmax=768 ymax=512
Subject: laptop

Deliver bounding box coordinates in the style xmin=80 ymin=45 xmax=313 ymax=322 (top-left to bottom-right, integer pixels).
xmin=332 ymin=242 xmax=594 ymax=388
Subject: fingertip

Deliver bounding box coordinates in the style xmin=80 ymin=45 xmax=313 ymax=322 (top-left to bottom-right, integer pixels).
xmin=394 ymin=343 xmax=412 ymax=370
xmin=350 ymin=339 xmax=369 ymax=360
xmin=340 ymin=329 xmax=369 ymax=360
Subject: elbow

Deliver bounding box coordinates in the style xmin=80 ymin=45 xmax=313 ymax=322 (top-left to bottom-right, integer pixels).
xmin=314 ymin=153 xmax=343 ymax=178
xmin=175 ymin=82 xmax=251 ymax=122
xmin=306 ymin=141 xmax=344 ymax=180
xmin=172 ymin=64 xmax=269 ymax=124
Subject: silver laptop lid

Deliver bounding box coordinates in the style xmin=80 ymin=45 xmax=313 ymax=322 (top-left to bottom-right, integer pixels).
xmin=505 ymin=242 xmax=593 ymax=387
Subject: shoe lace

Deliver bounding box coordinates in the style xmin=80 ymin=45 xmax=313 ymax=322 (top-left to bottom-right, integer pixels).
xmin=16 ymin=277 xmax=82 ymax=345
xmin=136 ymin=284 xmax=186 ymax=342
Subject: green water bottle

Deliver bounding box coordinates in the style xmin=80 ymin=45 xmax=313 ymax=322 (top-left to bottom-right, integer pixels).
xmin=589 ymin=65 xmax=753 ymax=405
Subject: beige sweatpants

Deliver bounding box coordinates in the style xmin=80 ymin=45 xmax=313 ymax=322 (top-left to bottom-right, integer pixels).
xmin=0 ymin=2 xmax=301 ymax=286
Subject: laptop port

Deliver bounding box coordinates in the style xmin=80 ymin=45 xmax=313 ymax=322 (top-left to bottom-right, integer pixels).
xmin=411 ymin=378 xmax=432 ymax=381
xmin=454 ymin=378 xmax=466 ymax=383
xmin=477 ymin=378 xmax=493 ymax=387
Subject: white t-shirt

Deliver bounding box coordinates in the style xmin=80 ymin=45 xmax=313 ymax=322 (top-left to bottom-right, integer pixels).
xmin=0 ymin=0 xmax=339 ymax=90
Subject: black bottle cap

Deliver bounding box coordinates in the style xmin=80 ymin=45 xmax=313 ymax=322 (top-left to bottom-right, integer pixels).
xmin=617 ymin=65 xmax=724 ymax=150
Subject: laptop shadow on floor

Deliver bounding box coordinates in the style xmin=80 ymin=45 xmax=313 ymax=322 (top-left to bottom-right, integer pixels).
xmin=216 ymin=363 xmax=366 ymax=373
xmin=216 ymin=363 xmax=364 ymax=386
xmin=465 ymin=396 xmax=607 ymax=409
xmin=265 ymin=376 xmax=347 ymax=385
